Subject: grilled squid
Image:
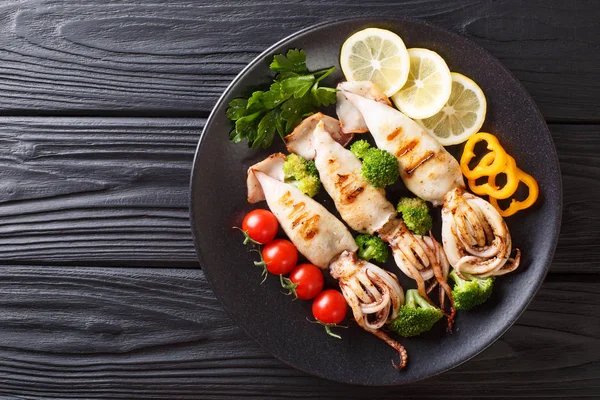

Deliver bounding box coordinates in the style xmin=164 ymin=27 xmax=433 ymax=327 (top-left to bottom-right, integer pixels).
xmin=247 ymin=154 xmax=408 ymax=368
xmin=338 ymin=82 xmax=521 ymax=278
xmin=287 ymin=116 xmax=396 ymax=234
xmin=330 ymin=251 xmax=407 ymax=369
xmin=247 ymin=153 xmax=356 ymax=268
xmin=442 ymin=188 xmax=520 ymax=278
xmin=339 ymin=81 xmax=464 ymax=206
xmin=285 ymin=115 xmax=455 ymax=327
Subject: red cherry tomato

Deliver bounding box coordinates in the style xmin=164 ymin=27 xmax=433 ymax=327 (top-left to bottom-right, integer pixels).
xmin=262 ymin=239 xmax=298 ymax=275
xmin=312 ymin=289 xmax=347 ymax=324
xmin=242 ymin=209 xmax=278 ymax=244
xmin=289 ymin=264 xmax=324 ymax=300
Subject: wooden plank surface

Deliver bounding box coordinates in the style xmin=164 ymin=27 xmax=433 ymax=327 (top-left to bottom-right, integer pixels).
xmin=0 ymin=117 xmax=199 ymax=266
xmin=0 ymin=117 xmax=595 ymax=272
xmin=0 ymin=0 xmax=596 ymax=121
xmin=0 ymin=266 xmax=596 ymax=399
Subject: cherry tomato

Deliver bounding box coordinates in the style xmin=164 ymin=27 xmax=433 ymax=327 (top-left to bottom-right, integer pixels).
xmin=289 ymin=264 xmax=324 ymax=300
xmin=242 ymin=209 xmax=278 ymax=244
xmin=312 ymin=289 xmax=347 ymax=324
xmin=262 ymin=239 xmax=298 ymax=275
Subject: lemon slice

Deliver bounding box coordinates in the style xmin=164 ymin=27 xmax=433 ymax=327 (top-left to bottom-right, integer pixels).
xmin=390 ymin=48 xmax=452 ymax=119
xmin=340 ymin=28 xmax=410 ymax=97
xmin=416 ymin=72 xmax=487 ymax=146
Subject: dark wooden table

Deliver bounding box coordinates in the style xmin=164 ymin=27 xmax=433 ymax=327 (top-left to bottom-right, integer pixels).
xmin=0 ymin=1 xmax=598 ymax=398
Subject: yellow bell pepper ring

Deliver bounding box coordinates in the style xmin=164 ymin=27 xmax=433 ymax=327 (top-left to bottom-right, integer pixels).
xmin=467 ymin=152 xmax=495 ymax=196
xmin=460 ymin=132 xmax=508 ymax=180
xmin=489 ymin=168 xmax=539 ymax=217
xmin=468 ymin=154 xmax=520 ymax=199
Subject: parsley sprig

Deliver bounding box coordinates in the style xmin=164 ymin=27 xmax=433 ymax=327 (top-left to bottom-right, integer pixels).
xmin=226 ymin=49 xmax=337 ymax=149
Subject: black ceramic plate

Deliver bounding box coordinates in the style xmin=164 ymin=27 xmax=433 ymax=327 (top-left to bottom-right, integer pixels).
xmin=190 ymin=18 xmax=562 ymax=385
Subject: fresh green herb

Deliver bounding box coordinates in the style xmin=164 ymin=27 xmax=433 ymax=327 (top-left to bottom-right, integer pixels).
xmin=226 ymin=49 xmax=337 ymax=149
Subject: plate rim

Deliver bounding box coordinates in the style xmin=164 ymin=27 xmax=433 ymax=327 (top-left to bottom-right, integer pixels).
xmin=189 ymin=16 xmax=563 ymax=386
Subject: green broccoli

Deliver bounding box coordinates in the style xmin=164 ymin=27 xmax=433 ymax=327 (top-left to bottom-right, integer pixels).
xmin=350 ymin=140 xmax=399 ymax=188
xmin=350 ymin=140 xmax=371 ymax=159
xmin=449 ymin=270 xmax=495 ymax=310
xmin=355 ymin=234 xmax=388 ymax=263
xmin=396 ymin=197 xmax=432 ymax=235
xmin=388 ymin=289 xmax=443 ymax=337
xmin=282 ymin=154 xmax=321 ymax=197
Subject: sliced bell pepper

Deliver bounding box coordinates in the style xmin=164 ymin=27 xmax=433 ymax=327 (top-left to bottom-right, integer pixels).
xmin=468 ymin=154 xmax=520 ymax=199
xmin=488 ymin=169 xmax=539 ymax=217
xmin=460 ymin=132 xmax=508 ymax=179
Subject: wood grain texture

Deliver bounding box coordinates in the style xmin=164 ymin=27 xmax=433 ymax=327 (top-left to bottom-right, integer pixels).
xmin=0 ymin=118 xmax=595 ymax=272
xmin=0 ymin=266 xmax=596 ymax=399
xmin=0 ymin=117 xmax=201 ymax=266
xmin=0 ymin=0 xmax=597 ymax=121
xmin=553 ymin=124 xmax=600 ymax=273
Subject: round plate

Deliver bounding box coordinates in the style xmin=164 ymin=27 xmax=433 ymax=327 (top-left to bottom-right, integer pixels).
xmin=190 ymin=18 xmax=562 ymax=385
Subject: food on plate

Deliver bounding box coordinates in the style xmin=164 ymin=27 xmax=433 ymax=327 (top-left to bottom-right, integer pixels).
xmin=229 ymin=25 xmax=540 ymax=371
xmin=396 ymin=197 xmax=433 ymax=236
xmin=340 ymin=28 xmax=410 ymax=96
xmin=349 ymin=140 xmax=400 ymax=189
xmin=285 ymin=113 xmax=354 ymax=159
xmin=336 ymin=81 xmax=391 ymax=134
xmin=339 ymin=84 xmax=464 ymax=205
xmin=337 ymin=85 xmax=521 ymax=279
xmin=417 ymin=72 xmax=487 ymax=145
xmin=391 ymin=48 xmax=452 ymax=120
xmin=449 ymin=270 xmax=495 ymax=310
xmin=240 ymin=209 xmax=279 ymax=244
xmin=488 ymin=171 xmax=539 ymax=217
xmin=260 ymin=239 xmax=299 ymax=275
xmin=468 ymin=153 xmax=520 ymax=199
xmin=282 ymin=153 xmax=321 ymax=197
xmin=388 ymin=289 xmax=444 ymax=337
xmin=247 ymin=153 xmax=409 ymax=367
xmin=460 ymin=132 xmax=508 ymax=180
xmin=311 ymin=289 xmax=348 ymax=339
xmin=247 ymin=153 xmax=356 ymax=268
xmin=442 ymin=188 xmax=520 ymax=278
xmin=285 ymin=115 xmax=455 ymax=329
xmin=287 ymin=263 xmax=324 ymax=300
xmin=330 ymin=251 xmax=407 ymax=368
xmin=226 ymin=49 xmax=337 ymax=149
xmin=312 ymin=289 xmax=348 ymax=324
xmin=460 ymin=132 xmax=539 ymax=216
xmin=378 ymin=218 xmax=454 ymax=331
xmin=355 ymin=234 xmax=389 ymax=264
xmin=287 ymin=118 xmax=396 ymax=234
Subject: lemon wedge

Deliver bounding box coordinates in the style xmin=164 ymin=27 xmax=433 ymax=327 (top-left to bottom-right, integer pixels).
xmin=340 ymin=28 xmax=410 ymax=97
xmin=416 ymin=72 xmax=487 ymax=146
xmin=391 ymin=48 xmax=452 ymax=119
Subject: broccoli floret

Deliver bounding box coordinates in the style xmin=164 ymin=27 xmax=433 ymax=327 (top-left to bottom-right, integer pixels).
xmin=449 ymin=270 xmax=495 ymax=310
xmin=282 ymin=153 xmax=309 ymax=178
xmin=396 ymin=197 xmax=432 ymax=235
xmin=350 ymin=140 xmax=371 ymax=159
xmin=388 ymin=289 xmax=443 ymax=337
xmin=296 ymin=175 xmax=320 ymax=198
xmin=282 ymin=154 xmax=321 ymax=197
xmin=355 ymin=234 xmax=388 ymax=263
xmin=350 ymin=140 xmax=399 ymax=188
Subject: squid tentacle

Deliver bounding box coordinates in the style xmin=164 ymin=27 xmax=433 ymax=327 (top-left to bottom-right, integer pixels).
xmin=330 ymin=251 xmax=407 ymax=368
xmin=442 ymin=188 xmax=520 ymax=278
